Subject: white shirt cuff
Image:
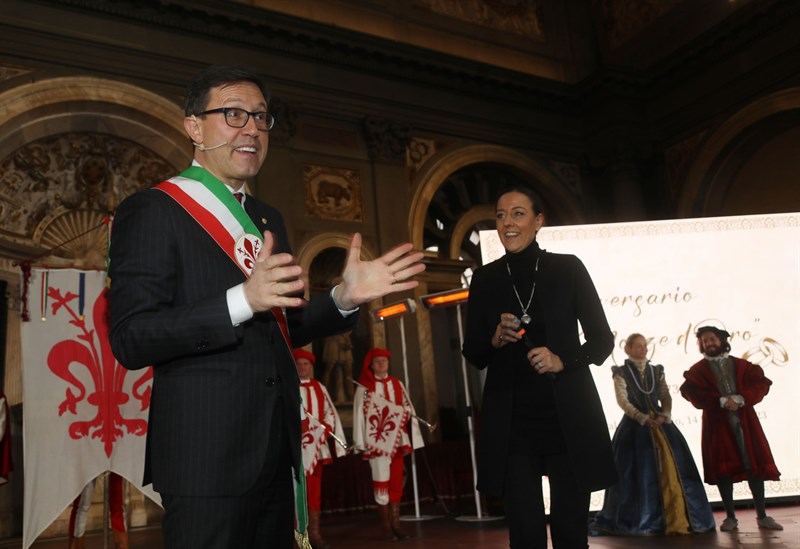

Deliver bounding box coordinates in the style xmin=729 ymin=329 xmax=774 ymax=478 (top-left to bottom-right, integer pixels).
xmin=227 ymin=283 xmax=254 ymax=326
xmin=719 ymin=394 xmax=745 ymax=407
xmin=331 ymin=285 xmax=358 ymax=317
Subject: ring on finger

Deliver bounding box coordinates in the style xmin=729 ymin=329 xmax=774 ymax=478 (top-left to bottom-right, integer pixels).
xmin=535 ymin=361 xmax=543 ymax=370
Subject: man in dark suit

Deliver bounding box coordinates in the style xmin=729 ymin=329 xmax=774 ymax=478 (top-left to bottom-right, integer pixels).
xmin=108 ymin=65 xmax=424 ymax=549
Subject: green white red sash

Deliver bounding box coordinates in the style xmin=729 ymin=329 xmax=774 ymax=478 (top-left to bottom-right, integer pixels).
xmin=154 ymin=166 xmax=292 ymax=353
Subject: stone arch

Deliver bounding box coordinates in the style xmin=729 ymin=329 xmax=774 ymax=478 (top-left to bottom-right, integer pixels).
xmin=296 ymin=233 xmax=385 ymax=400
xmin=408 ymin=143 xmax=583 ymax=251
xmin=0 ymin=77 xmax=190 ymax=267
xmin=678 ymin=87 xmax=800 ymax=217
xmin=448 ymin=204 xmax=495 ymax=260
xmin=296 ymin=232 xmax=375 ymax=276
xmin=0 ymin=76 xmax=188 ymax=166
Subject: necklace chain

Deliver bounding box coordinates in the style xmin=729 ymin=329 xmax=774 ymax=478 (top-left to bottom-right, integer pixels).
xmin=506 ymin=256 xmax=539 ymax=323
xmin=626 ymin=361 xmax=656 ymax=395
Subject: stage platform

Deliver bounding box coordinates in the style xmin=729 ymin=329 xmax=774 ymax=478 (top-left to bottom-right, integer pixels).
xmin=7 ymin=503 xmax=798 ymax=548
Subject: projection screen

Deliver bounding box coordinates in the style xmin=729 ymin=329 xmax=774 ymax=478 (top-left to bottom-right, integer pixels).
xmin=479 ymin=212 xmax=799 ymax=509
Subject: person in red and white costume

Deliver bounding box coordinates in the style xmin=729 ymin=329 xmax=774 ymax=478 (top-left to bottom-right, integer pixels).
xmin=352 ymin=348 xmax=423 ymax=540
xmin=67 ymin=473 xmax=128 ymax=549
xmin=293 ymin=348 xmax=345 ymax=549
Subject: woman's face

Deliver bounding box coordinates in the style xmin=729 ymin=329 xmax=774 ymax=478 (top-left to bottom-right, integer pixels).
xmin=496 ymin=192 xmax=544 ymax=253
xmin=626 ymin=336 xmax=648 ymax=360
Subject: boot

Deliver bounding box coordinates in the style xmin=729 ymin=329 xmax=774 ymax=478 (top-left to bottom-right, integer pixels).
xmin=377 ymin=503 xmax=397 ymax=541
xmin=389 ymin=502 xmax=410 ymax=540
xmin=112 ymin=529 xmax=129 ymax=549
xmin=308 ymin=510 xmax=331 ymax=549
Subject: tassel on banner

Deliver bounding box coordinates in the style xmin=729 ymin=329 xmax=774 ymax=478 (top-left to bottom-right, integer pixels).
xmin=78 ymin=272 xmax=86 ymax=320
xmin=41 ymin=270 xmax=49 ymax=322
xmin=105 ymin=215 xmax=113 ymax=274
xmin=20 ymin=261 xmax=31 ymax=322
xmin=13 ymin=216 xmax=113 ymax=322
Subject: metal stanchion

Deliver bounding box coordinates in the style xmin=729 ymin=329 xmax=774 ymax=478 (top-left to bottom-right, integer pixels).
xmin=421 ymin=289 xmax=503 ymax=522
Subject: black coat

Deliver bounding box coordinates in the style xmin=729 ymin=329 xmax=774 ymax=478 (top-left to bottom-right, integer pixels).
xmin=108 ymin=185 xmax=357 ymax=497
xmin=462 ymin=248 xmax=617 ymax=496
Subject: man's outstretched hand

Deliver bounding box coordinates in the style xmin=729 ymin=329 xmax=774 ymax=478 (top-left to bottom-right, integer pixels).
xmin=333 ymin=233 xmax=425 ymax=310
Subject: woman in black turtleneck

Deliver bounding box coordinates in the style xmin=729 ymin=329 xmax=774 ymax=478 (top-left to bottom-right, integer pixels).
xmin=462 ymin=188 xmax=617 ymax=549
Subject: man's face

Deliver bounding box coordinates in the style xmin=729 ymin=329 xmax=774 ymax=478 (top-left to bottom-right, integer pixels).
xmin=185 ymin=81 xmax=269 ymax=189
xmin=295 ymin=358 xmax=314 ymax=380
xmin=700 ymin=332 xmax=724 ymax=356
xmin=371 ymin=356 xmax=390 ymax=378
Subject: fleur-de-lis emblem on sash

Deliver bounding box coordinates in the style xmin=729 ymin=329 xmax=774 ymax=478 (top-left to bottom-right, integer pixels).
xmin=235 ymin=234 xmax=262 ymax=274
xmin=368 ymin=404 xmax=398 ymax=442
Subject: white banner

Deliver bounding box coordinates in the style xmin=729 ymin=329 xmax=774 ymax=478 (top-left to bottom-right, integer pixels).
xmin=20 ymin=269 xmax=159 ymax=548
xmin=481 ymin=212 xmax=800 ymax=509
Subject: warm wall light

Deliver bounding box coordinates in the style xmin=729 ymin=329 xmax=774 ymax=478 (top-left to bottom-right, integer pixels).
xmin=370 ymin=298 xmax=416 ymax=321
xmin=419 ymin=288 xmax=469 ymax=309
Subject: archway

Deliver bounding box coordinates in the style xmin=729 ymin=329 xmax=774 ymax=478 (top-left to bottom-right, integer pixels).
xmin=678 ymin=87 xmax=800 ymax=217
xmin=409 ymin=143 xmax=584 ymax=254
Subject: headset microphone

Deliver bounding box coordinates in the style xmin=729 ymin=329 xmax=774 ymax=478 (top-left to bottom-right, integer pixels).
xmin=193 ymin=141 xmax=229 ymax=151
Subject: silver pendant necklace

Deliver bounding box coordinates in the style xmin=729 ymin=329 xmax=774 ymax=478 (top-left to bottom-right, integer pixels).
xmin=506 ymin=256 xmax=539 ymax=325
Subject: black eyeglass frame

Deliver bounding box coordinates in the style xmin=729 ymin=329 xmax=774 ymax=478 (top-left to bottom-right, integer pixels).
xmin=197 ymin=107 xmax=275 ymax=131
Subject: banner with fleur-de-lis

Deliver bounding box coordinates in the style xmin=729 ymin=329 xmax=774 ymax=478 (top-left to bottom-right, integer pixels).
xmin=20 ymin=269 xmax=159 ymax=549
xmin=363 ymin=393 xmax=407 ymax=457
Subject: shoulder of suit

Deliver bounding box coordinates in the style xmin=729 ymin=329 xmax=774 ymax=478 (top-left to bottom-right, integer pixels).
xmin=115 ymin=186 xmax=176 ymax=218
xmin=246 ymin=194 xmax=282 ymax=216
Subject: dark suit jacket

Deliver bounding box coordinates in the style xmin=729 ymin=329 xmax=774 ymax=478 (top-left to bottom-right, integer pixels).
xmin=108 ymin=185 xmax=357 ymax=497
xmin=462 ymin=249 xmax=617 ymax=496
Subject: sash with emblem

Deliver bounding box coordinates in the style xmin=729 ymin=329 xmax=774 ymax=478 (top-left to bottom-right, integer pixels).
xmin=154 ymin=165 xmax=292 ymax=349
xmin=155 ymin=165 xmax=310 ymax=547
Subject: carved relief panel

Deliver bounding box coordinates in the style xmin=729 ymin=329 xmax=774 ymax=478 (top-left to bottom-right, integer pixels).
xmin=303 ymin=163 xmax=364 ymax=222
xmin=0 ymin=132 xmax=175 ymax=265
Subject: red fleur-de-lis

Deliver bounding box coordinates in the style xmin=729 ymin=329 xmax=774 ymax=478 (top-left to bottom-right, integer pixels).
xmin=46 ymin=285 xmax=152 ymax=457
xmin=237 ymin=237 xmax=261 ymax=271
xmin=368 ymin=404 xmax=398 ymax=442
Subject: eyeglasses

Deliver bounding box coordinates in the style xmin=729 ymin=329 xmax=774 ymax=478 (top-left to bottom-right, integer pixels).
xmin=197 ymin=107 xmax=275 ymax=131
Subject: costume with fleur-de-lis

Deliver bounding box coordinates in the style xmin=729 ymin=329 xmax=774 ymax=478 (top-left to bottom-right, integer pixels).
xmin=299 ymin=379 xmax=345 ymax=476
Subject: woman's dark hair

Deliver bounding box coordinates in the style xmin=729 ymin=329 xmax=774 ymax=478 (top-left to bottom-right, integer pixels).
xmin=496 ymin=186 xmax=543 ymax=215
xmin=184 ymin=65 xmax=271 ymax=116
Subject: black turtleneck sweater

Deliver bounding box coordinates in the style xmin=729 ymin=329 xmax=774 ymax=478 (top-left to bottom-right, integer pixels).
xmin=505 ymin=242 xmax=565 ymax=456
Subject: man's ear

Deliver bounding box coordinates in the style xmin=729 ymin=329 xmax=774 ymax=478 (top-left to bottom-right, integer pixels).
xmin=184 ymin=114 xmax=202 ymax=145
